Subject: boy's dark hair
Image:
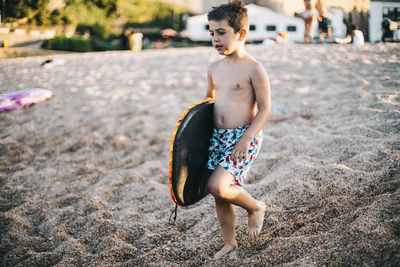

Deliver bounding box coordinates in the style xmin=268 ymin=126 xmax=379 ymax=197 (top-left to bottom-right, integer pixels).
xmin=207 ymin=1 xmax=248 ymax=33
xmin=350 ymin=24 xmax=359 ymax=31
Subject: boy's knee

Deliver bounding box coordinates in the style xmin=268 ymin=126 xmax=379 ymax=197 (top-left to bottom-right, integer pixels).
xmin=208 ymin=181 xmax=227 ymax=199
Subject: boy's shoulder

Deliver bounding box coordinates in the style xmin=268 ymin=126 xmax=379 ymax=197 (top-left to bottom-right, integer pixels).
xmin=209 ymin=58 xmax=224 ymax=67
xmin=246 ymin=55 xmax=267 ymax=74
xmin=246 ymin=53 xmax=263 ymax=65
xmin=208 ymin=55 xmax=262 ymax=69
xmin=208 ymin=58 xmax=224 ymax=73
xmin=240 ymin=55 xmax=267 ymax=77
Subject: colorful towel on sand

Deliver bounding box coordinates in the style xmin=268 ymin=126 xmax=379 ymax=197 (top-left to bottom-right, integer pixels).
xmin=0 ymin=88 xmax=52 ymax=112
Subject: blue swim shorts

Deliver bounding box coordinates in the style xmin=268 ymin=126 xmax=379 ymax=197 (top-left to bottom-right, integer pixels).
xmin=206 ymin=125 xmax=263 ymax=186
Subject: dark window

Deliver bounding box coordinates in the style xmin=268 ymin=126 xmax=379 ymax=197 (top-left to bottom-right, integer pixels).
xmin=287 ymin=25 xmax=297 ymax=32
xmin=249 ymin=25 xmax=256 ymax=31
xmin=205 ymin=24 xmax=209 ymax=30
xmin=266 ymin=25 xmax=277 ymax=31
xmin=383 ymin=7 xmax=400 ymax=21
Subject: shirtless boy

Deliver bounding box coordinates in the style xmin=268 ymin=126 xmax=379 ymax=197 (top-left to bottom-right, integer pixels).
xmin=205 ymin=1 xmax=271 ymax=259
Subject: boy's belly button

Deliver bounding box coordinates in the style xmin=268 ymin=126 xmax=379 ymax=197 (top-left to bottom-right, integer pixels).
xmin=215 ymin=115 xmax=225 ymax=128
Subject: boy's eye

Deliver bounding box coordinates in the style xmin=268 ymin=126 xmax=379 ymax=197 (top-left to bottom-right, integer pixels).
xmin=218 ymin=32 xmax=225 ymax=35
xmin=210 ymin=32 xmax=214 ymax=37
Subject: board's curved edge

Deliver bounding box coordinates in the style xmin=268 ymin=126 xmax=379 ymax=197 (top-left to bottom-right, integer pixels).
xmin=169 ymin=97 xmax=214 ymax=205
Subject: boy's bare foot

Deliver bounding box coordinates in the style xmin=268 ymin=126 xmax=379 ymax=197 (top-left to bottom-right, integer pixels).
xmin=247 ymin=201 xmax=266 ymax=239
xmin=213 ymin=244 xmax=237 ymax=259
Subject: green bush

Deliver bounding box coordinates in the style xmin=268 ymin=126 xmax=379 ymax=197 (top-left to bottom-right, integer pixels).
xmin=41 ymin=36 xmax=93 ymax=52
xmin=41 ymin=35 xmax=120 ymax=52
xmin=90 ymin=39 xmax=117 ymax=51
xmin=76 ymin=22 xmax=110 ymax=40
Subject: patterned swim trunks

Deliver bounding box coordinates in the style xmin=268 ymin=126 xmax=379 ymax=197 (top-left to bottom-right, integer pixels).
xmin=206 ymin=125 xmax=263 ymax=186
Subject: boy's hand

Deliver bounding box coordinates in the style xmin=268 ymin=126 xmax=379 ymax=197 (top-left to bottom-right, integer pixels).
xmin=231 ymin=136 xmax=251 ymax=162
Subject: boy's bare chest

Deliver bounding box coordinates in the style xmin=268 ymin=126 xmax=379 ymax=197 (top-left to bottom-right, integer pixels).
xmin=212 ymin=68 xmax=252 ymax=92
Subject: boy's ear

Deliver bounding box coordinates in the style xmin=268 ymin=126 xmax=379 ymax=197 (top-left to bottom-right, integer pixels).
xmin=238 ymin=28 xmax=247 ymax=41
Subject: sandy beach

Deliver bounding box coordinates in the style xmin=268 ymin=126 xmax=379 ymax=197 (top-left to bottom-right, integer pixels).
xmin=1 ymin=43 xmax=399 ymax=266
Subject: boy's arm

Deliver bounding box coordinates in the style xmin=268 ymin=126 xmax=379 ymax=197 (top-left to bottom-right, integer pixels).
xmin=205 ymin=66 xmax=215 ymax=99
xmin=243 ymin=61 xmax=271 ymax=140
xmin=231 ymin=61 xmax=271 ymax=162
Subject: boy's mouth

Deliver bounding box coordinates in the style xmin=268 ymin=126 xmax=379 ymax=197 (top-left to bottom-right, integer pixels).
xmin=215 ymin=44 xmax=223 ymax=50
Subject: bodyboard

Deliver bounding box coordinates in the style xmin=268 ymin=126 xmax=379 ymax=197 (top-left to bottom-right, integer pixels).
xmin=169 ymin=98 xmax=214 ymax=206
xmin=0 ymin=88 xmax=52 ymax=112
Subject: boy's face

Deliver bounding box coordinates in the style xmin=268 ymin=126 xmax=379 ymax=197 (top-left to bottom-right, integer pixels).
xmin=208 ymin=19 xmax=243 ymax=56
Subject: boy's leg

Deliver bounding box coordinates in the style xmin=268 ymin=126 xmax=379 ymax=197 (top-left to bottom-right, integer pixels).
xmin=208 ymin=166 xmax=259 ymax=210
xmin=208 ymin=166 xmax=266 ymax=246
xmin=209 ymin=166 xmax=237 ymax=259
xmin=214 ymin=197 xmax=237 ymax=259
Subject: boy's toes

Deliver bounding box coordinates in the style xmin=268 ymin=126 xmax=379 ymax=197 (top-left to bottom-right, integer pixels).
xmin=247 ymin=201 xmax=266 ymax=239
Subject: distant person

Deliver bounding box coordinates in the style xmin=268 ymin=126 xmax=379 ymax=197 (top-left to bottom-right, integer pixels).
xmin=205 ymin=1 xmax=271 ymax=259
xmin=302 ymin=0 xmax=317 ymax=43
xmin=130 ymin=29 xmax=143 ymax=51
xmin=381 ymin=18 xmax=392 ymax=42
xmin=120 ymin=28 xmax=131 ymax=50
xmin=350 ymin=24 xmax=364 ymax=45
xmin=381 ymin=18 xmax=399 ymax=42
xmin=316 ymin=0 xmax=335 ymax=41
xmin=142 ymin=37 xmax=150 ymax=49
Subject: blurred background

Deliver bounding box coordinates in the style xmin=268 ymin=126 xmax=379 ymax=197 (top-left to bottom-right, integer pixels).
xmin=0 ymin=0 xmax=399 ymax=53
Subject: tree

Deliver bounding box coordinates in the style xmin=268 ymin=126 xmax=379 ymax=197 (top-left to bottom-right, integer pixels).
xmin=84 ymin=0 xmax=117 ymax=16
xmin=0 ymin=0 xmax=49 ymax=22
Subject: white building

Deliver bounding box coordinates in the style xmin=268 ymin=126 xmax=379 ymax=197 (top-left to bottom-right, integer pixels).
xmin=369 ymin=0 xmax=400 ymax=42
xmin=186 ymin=4 xmax=305 ymax=42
